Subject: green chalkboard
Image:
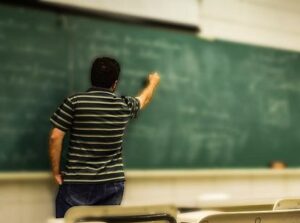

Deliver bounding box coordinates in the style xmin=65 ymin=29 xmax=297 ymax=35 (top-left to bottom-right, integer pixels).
xmin=0 ymin=3 xmax=300 ymax=170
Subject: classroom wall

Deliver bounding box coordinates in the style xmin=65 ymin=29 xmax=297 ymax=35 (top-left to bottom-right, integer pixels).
xmin=198 ymin=0 xmax=300 ymax=51
xmin=42 ymin=0 xmax=200 ymax=26
xmin=2 ymin=170 xmax=300 ymax=223
xmin=2 ymin=1 xmax=300 ymax=223
xmin=43 ymin=0 xmax=300 ymax=51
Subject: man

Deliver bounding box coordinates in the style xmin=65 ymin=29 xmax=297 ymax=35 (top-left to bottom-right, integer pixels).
xmin=49 ymin=57 xmax=160 ymax=218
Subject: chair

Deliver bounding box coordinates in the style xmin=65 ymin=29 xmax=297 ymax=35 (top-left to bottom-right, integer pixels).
xmin=64 ymin=205 xmax=177 ymax=223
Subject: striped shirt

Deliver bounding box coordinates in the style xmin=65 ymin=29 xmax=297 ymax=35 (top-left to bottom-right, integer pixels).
xmin=50 ymin=87 xmax=140 ymax=183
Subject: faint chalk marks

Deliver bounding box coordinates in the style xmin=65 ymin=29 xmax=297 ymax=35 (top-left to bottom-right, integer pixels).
xmin=91 ymin=31 xmax=118 ymax=42
xmin=171 ymin=122 xmax=248 ymax=166
xmin=138 ymin=49 xmax=160 ymax=60
xmin=2 ymin=64 xmax=65 ymax=79
xmin=177 ymin=105 xmax=231 ymax=120
xmin=129 ymin=123 xmax=171 ymax=165
xmin=124 ymin=36 xmax=181 ymax=51
xmin=36 ymin=25 xmax=54 ymax=33
xmin=124 ymin=68 xmax=146 ymax=78
xmin=260 ymin=97 xmax=290 ymax=128
xmin=15 ymin=45 xmax=53 ymax=56
xmin=0 ymin=19 xmax=29 ymax=30
xmin=88 ymin=44 xmax=121 ymax=57
xmin=0 ymin=31 xmax=5 ymax=40
xmin=239 ymin=51 xmax=296 ymax=130
xmin=178 ymin=106 xmax=198 ymax=116
xmin=277 ymin=82 xmax=300 ymax=92
xmin=243 ymin=52 xmax=291 ymax=94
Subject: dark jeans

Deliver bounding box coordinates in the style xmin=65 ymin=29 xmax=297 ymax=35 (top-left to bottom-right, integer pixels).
xmin=55 ymin=181 xmax=124 ymax=218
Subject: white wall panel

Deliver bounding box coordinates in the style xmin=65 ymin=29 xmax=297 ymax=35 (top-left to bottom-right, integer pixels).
xmin=42 ymin=0 xmax=200 ymax=26
xmin=198 ymin=0 xmax=300 ymax=51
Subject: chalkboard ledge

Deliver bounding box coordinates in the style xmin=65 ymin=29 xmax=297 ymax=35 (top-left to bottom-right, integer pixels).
xmin=125 ymin=169 xmax=300 ymax=179
xmin=1 ymin=169 xmax=300 ymax=181
xmin=0 ymin=172 xmax=52 ymax=181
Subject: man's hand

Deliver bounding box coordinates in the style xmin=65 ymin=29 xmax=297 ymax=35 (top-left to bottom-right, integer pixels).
xmin=148 ymin=72 xmax=160 ymax=87
xmin=136 ymin=72 xmax=161 ymax=109
xmin=54 ymin=173 xmax=63 ymax=185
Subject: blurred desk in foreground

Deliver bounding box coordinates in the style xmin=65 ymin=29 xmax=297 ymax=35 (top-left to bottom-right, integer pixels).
xmin=197 ymin=197 xmax=277 ymax=211
xmin=47 ymin=219 xmax=63 ymax=223
xmin=178 ymin=209 xmax=300 ymax=223
xmin=48 ymin=205 xmax=177 ymax=223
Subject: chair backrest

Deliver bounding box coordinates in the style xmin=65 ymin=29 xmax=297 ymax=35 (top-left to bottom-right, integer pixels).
xmin=273 ymin=198 xmax=300 ymax=210
xmin=198 ymin=209 xmax=300 ymax=223
xmin=64 ymin=205 xmax=177 ymax=223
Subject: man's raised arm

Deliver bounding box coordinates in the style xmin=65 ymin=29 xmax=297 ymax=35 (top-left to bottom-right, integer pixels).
xmin=136 ymin=72 xmax=160 ymax=109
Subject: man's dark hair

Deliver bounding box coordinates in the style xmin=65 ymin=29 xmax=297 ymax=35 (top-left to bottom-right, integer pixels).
xmin=91 ymin=57 xmax=120 ymax=88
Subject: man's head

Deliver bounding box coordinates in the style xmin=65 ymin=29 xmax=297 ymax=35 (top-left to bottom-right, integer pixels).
xmin=91 ymin=57 xmax=120 ymax=89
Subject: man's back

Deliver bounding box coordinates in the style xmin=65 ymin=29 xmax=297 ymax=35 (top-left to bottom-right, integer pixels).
xmin=48 ymin=56 xmax=160 ymax=218
xmin=50 ymin=87 xmax=140 ymax=183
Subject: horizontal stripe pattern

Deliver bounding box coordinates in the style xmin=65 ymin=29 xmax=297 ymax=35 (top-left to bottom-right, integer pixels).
xmin=50 ymin=98 xmax=74 ymax=131
xmin=65 ymin=163 xmax=124 ymax=174
xmin=50 ymin=87 xmax=140 ymax=183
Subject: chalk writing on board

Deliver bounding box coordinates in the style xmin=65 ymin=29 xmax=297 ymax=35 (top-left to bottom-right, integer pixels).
xmin=124 ymin=36 xmax=181 ymax=51
xmin=0 ymin=18 xmax=28 ymax=29
xmin=36 ymin=25 xmax=54 ymax=33
xmin=89 ymin=31 xmax=118 ymax=42
xmin=138 ymin=49 xmax=160 ymax=60
xmin=15 ymin=45 xmax=53 ymax=56
xmin=124 ymin=68 xmax=146 ymax=78
xmin=260 ymin=97 xmax=290 ymax=128
xmin=88 ymin=44 xmax=121 ymax=57
xmin=277 ymin=83 xmax=300 ymax=92
xmin=129 ymin=124 xmax=171 ymax=165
